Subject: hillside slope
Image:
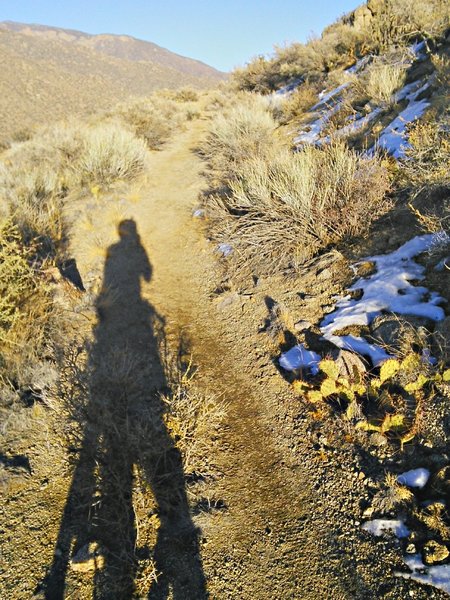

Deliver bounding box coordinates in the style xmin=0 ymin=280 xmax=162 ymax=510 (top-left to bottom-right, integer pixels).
xmin=0 ymin=22 xmax=225 ymax=143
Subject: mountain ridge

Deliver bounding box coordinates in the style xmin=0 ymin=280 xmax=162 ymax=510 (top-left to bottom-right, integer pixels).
xmin=0 ymin=21 xmax=225 ymax=143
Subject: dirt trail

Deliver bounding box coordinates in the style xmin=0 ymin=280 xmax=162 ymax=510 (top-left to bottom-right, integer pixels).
xmin=93 ymin=117 xmax=349 ymax=598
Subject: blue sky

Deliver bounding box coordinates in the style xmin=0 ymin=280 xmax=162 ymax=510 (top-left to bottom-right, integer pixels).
xmin=0 ymin=1 xmax=359 ymax=72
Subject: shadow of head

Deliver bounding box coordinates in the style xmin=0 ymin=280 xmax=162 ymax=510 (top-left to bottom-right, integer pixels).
xmin=118 ymin=219 xmax=138 ymax=240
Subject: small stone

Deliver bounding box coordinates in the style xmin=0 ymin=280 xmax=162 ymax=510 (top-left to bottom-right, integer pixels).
xmin=354 ymin=261 xmax=376 ymax=278
xmin=406 ymin=543 xmax=416 ymax=554
xmin=70 ymin=542 xmax=106 ymax=573
xmin=294 ymin=320 xmax=312 ymax=332
xmin=422 ymin=540 xmax=449 ymax=565
xmin=330 ymin=349 xmax=367 ymax=379
xmin=369 ymin=432 xmax=388 ymax=447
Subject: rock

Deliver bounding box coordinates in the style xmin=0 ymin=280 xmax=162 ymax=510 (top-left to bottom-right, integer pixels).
xmin=369 ymin=432 xmax=388 ymax=447
xmin=370 ymin=313 xmax=433 ymax=352
xmin=70 ymin=542 xmax=106 ymax=573
xmin=422 ymin=540 xmax=449 ymax=565
xmin=217 ymin=292 xmax=239 ymax=311
xmin=406 ymin=543 xmax=417 ymax=554
xmin=353 ymin=5 xmax=373 ymax=30
xmin=330 ymin=349 xmax=367 ymax=379
xmin=294 ymin=320 xmax=312 ymax=332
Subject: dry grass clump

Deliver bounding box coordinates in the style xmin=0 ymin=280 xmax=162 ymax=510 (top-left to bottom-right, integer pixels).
xmin=162 ymin=363 xmax=226 ymax=477
xmin=365 ymin=62 xmax=407 ymax=106
xmin=372 ymin=472 xmax=414 ymax=513
xmin=200 ymin=95 xmax=281 ymax=184
xmin=76 ymin=123 xmax=147 ymax=186
xmin=277 ymin=81 xmax=320 ymax=123
xmin=403 ymin=119 xmax=450 ymax=193
xmin=206 ymin=141 xmax=391 ymax=273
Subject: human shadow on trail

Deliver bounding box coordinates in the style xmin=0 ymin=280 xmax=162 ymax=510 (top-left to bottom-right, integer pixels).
xmin=42 ymin=220 xmax=207 ymax=599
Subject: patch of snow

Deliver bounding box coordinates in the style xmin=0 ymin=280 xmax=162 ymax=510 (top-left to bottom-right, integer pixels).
xmin=362 ymin=519 xmax=410 ymax=538
xmin=320 ymin=234 xmax=445 ymax=365
xmin=279 ymin=344 xmax=321 ymax=374
xmin=274 ymin=79 xmax=303 ymax=97
xmin=217 ymin=243 xmax=233 ymax=257
xmin=409 ymin=40 xmax=427 ymax=60
xmin=322 ymin=107 xmax=383 ymax=143
xmin=345 ymin=55 xmax=372 ymax=74
xmin=312 ymin=82 xmax=350 ymax=111
xmin=294 ymin=101 xmax=343 ymax=145
xmin=398 ymin=468 xmax=430 ymax=489
xmin=372 ymin=80 xmax=431 ymax=158
xmin=397 ymin=554 xmax=450 ymax=594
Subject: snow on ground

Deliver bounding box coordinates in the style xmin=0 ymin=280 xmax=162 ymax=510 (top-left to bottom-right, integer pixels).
xmin=280 ymin=234 xmax=445 ymax=372
xmin=311 ymin=82 xmax=350 ymax=111
xmin=279 ymin=345 xmax=321 ymax=374
xmin=294 ymin=82 xmax=350 ymax=145
xmin=217 ymin=243 xmax=233 ymax=257
xmin=409 ymin=40 xmax=427 ymax=60
xmin=320 ymin=234 xmax=445 ymax=365
xmin=372 ymin=80 xmax=431 ymax=158
xmin=345 ymin=55 xmax=372 ymax=74
xmin=397 ymin=468 xmax=430 ymax=489
xmin=397 ymin=554 xmax=450 ymax=594
xmin=322 ymin=107 xmax=383 ymax=144
xmin=274 ymin=79 xmax=303 ymax=97
xmin=362 ymin=519 xmax=410 ymax=538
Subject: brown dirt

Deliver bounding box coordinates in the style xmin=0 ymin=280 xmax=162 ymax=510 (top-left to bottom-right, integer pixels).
xmin=1 ymin=115 xmax=445 ymax=599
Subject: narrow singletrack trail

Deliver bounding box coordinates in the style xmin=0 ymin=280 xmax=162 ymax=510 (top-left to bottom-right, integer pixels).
xmin=116 ymin=118 xmax=348 ymax=599
xmin=69 ymin=116 xmax=354 ymax=599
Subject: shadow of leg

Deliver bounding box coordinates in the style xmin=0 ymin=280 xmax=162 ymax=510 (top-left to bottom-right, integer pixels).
xmin=41 ymin=428 xmax=98 ymax=600
xmin=145 ymin=446 xmax=208 ymax=599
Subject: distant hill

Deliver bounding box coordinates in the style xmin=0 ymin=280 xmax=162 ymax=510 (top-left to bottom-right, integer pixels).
xmin=0 ymin=21 xmax=226 ymax=143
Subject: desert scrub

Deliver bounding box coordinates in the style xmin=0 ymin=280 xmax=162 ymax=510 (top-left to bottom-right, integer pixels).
xmin=276 ymin=81 xmax=320 ymax=124
xmin=75 ymin=122 xmax=147 ymax=186
xmin=201 ymin=95 xmax=282 ymax=184
xmin=206 ymin=141 xmax=391 ymax=273
xmin=110 ymin=95 xmax=188 ymax=150
xmin=364 ymin=61 xmax=407 ymax=107
xmin=0 ymin=124 xmax=84 ymax=251
xmin=0 ymin=219 xmax=55 ymax=386
xmin=403 ymin=120 xmax=450 ymax=193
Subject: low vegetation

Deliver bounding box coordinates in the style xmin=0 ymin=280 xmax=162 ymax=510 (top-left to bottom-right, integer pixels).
xmin=231 ymin=0 xmax=449 ymax=94
xmin=202 ymin=95 xmax=391 ymax=274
